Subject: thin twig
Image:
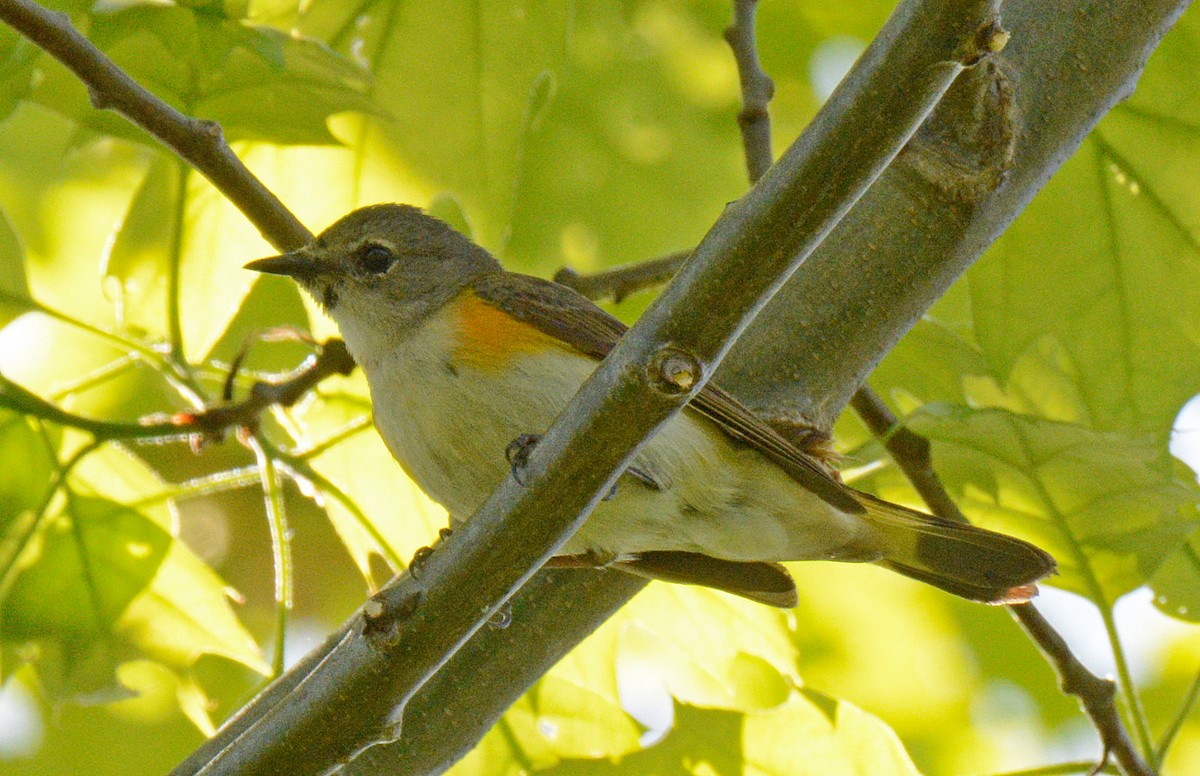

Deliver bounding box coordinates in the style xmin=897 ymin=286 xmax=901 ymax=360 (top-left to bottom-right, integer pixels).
xmin=554 ymin=251 xmax=690 ymax=303
xmin=849 ymin=388 xmax=1153 ymax=776
xmin=725 ymin=0 xmax=775 ymax=183
xmin=0 ymin=0 xmax=363 ymax=437
xmin=0 ymin=339 xmax=355 ymax=443
xmin=171 ymin=339 xmax=357 ymax=440
xmin=249 ymin=434 xmax=293 ymax=679
xmin=849 ymin=387 xmax=972 ymax=522
xmin=986 ymin=761 xmax=1118 ymax=776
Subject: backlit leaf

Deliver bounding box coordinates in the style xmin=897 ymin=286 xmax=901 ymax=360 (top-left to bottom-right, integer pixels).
xmin=0 ymin=205 xmax=34 ymax=329
xmin=32 ymin=4 xmax=374 ymax=147
xmin=297 ymin=0 xmax=572 ymax=248
xmin=969 ymin=9 xmax=1200 ymax=439
xmin=910 ymin=405 xmax=1200 ymax=603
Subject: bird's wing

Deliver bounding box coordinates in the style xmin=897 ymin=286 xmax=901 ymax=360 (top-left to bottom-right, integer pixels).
xmin=469 ymin=272 xmax=864 ymax=514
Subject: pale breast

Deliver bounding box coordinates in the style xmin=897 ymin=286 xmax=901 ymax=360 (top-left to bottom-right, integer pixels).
xmin=364 ymin=305 xmax=597 ymax=521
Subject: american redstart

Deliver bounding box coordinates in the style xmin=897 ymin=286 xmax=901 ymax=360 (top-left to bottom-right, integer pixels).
xmin=246 ymin=204 xmax=1056 ymax=608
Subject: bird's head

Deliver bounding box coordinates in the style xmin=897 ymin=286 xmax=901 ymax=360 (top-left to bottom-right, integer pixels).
xmin=246 ymin=203 xmax=501 ymax=359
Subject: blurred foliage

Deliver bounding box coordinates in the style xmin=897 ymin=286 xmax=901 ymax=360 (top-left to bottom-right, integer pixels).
xmin=0 ymin=0 xmax=1197 ymax=775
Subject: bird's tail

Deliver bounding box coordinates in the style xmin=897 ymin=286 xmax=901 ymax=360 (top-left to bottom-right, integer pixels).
xmin=854 ymin=491 xmax=1057 ymax=604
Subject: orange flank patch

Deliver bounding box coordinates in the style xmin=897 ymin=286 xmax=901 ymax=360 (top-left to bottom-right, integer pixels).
xmin=450 ymin=290 xmax=567 ymax=371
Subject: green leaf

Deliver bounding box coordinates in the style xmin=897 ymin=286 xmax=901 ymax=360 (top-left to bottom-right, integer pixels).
xmin=909 ymin=404 xmax=1200 ymax=603
xmin=454 ymin=583 xmax=800 ymax=773
xmin=870 ymin=318 xmax=989 ymax=409
xmin=0 ymin=23 xmax=38 ymax=124
xmin=0 ymin=412 xmax=58 ymax=604
xmin=1150 ymin=534 xmax=1200 ymax=622
xmin=522 ymin=694 xmax=919 ymax=775
xmin=101 ymin=155 xmax=182 ymax=342
xmin=969 ymin=9 xmax=1200 ymax=439
xmin=456 ymin=682 xmax=642 ymax=774
xmin=2 ymin=438 xmax=265 ymax=703
xmin=613 ymin=585 xmax=796 ymax=712
xmin=961 ymin=336 xmax=1093 ymax=425
xmin=1 ymin=494 xmax=265 ymax=685
xmin=0 ymin=205 xmax=34 ymax=329
xmin=297 ymin=0 xmax=572 ymax=247
xmin=31 ymin=5 xmax=374 ymax=147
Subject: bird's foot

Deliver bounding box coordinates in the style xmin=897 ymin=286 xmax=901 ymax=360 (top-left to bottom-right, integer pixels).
xmin=505 ymin=433 xmax=543 ymax=486
xmin=408 ymin=527 xmax=455 ymax=579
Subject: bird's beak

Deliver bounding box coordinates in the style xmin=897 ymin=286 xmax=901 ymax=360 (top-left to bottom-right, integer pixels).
xmin=244 ymin=249 xmax=318 ymax=279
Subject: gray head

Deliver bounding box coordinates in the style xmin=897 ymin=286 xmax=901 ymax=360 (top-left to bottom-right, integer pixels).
xmin=246 ymin=204 xmax=502 ymax=359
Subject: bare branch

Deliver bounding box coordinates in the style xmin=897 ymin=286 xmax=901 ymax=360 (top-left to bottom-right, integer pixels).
xmin=553 ymin=250 xmax=689 ymax=303
xmin=849 ymin=387 xmax=971 ymax=522
xmin=173 ymin=339 xmax=356 ymax=441
xmin=1011 ymin=604 xmax=1151 ymax=776
xmin=725 ymin=0 xmax=775 ymax=182
xmin=0 ymin=338 xmax=354 ymax=445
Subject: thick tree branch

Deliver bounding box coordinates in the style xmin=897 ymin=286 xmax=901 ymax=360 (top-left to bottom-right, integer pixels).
xmin=174 ymin=1 xmax=995 ymax=772
xmin=270 ymin=0 xmax=1190 ymax=771
xmin=562 ymin=1 xmax=1178 ymax=773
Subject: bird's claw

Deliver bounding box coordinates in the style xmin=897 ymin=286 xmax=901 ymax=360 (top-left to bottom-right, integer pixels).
xmin=505 ymin=433 xmax=542 ymax=486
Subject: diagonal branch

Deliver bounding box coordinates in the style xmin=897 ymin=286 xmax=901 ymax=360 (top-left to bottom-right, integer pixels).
xmin=564 ymin=11 xmax=1154 ymax=771
xmin=174 ymin=1 xmax=1000 ymax=772
xmin=304 ymin=0 xmax=1191 ymax=771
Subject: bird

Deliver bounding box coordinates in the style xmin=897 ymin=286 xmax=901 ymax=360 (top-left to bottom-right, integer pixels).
xmin=245 ymin=203 xmax=1056 ymax=608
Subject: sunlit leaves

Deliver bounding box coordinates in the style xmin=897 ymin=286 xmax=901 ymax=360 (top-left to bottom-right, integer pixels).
xmin=32 ymin=4 xmax=374 ymax=146
xmin=0 ymin=412 xmax=57 ymax=589
xmin=299 ymin=389 xmax=446 ymax=585
xmin=297 ymin=0 xmax=572 ymax=248
xmin=506 ymin=694 xmax=919 ymax=775
xmin=611 ymin=585 xmax=796 ymax=712
xmin=453 ymin=585 xmax=924 ymax=774
xmin=970 ymin=8 xmax=1200 ymax=440
xmin=0 ymin=494 xmax=265 ymax=701
xmin=909 ymin=405 xmax=1199 ymax=604
xmin=1151 ymin=536 xmax=1200 ymax=621
xmin=0 ymin=0 xmax=1197 ymax=771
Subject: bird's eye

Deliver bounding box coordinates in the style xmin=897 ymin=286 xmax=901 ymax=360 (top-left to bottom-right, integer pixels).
xmin=357 ymin=243 xmax=395 ymax=274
